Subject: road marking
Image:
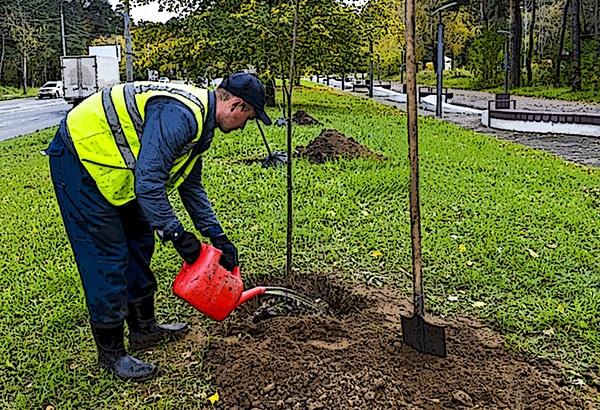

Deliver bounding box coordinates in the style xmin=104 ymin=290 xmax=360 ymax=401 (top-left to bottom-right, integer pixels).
xmin=0 ymin=101 xmax=67 ymax=115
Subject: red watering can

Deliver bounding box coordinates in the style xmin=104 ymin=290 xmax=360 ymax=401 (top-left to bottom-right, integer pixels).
xmin=173 ymin=243 xmax=266 ymax=321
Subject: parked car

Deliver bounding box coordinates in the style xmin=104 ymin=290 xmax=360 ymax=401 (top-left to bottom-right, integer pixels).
xmin=38 ymin=81 xmax=64 ymax=99
xmin=158 ymin=77 xmax=170 ymax=83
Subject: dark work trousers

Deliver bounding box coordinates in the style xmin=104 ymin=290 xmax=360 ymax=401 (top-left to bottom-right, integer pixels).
xmin=46 ymin=130 xmax=157 ymax=326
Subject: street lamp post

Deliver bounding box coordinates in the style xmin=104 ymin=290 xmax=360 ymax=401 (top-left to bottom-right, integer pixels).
xmin=431 ymin=2 xmax=457 ymax=118
xmin=369 ymin=39 xmax=374 ymax=98
xmin=400 ymin=49 xmax=404 ymax=85
xmin=521 ymin=4 xmax=528 ymax=69
xmin=498 ymin=30 xmax=511 ymax=94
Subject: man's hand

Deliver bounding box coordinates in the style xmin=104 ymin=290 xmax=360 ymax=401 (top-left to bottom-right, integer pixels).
xmin=211 ymin=234 xmax=238 ymax=272
xmin=172 ymin=231 xmax=201 ymax=265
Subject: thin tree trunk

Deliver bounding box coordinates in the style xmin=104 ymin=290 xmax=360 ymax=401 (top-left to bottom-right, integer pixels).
xmin=494 ymin=4 xmax=499 ymax=27
xmin=0 ymin=34 xmax=5 ymax=87
xmin=595 ymin=0 xmax=599 ymax=35
xmin=526 ymin=0 xmax=536 ymax=85
xmin=572 ymin=0 xmax=581 ymax=91
xmin=510 ymin=0 xmax=522 ymax=88
xmin=481 ymin=0 xmax=488 ymax=28
xmin=556 ymin=0 xmax=571 ymax=84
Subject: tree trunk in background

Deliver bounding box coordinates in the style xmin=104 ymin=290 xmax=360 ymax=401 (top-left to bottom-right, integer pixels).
xmin=0 ymin=34 xmax=5 ymax=87
xmin=494 ymin=4 xmax=499 ymax=27
xmin=526 ymin=0 xmax=536 ymax=85
xmin=265 ymin=78 xmax=276 ymax=107
xmin=481 ymin=0 xmax=488 ymax=28
xmin=510 ymin=0 xmax=522 ymax=88
xmin=572 ymin=0 xmax=581 ymax=91
xmin=594 ymin=0 xmax=600 ymax=35
xmin=556 ymin=0 xmax=571 ymax=84
xmin=22 ymin=51 xmax=27 ymax=94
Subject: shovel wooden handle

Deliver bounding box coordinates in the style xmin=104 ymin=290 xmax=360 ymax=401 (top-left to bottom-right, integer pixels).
xmin=406 ymin=0 xmax=424 ymax=318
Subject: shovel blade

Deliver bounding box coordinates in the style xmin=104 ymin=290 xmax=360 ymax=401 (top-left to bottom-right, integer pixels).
xmin=401 ymin=314 xmax=447 ymax=358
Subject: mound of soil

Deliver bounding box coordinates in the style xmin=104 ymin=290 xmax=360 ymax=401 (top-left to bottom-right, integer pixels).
xmin=296 ymin=129 xmax=385 ymax=164
xmin=199 ymin=276 xmax=598 ymax=409
xmin=293 ymin=110 xmax=322 ymax=126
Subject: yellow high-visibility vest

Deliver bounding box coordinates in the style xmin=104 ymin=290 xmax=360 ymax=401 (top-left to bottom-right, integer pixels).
xmin=65 ymin=82 xmax=209 ymax=206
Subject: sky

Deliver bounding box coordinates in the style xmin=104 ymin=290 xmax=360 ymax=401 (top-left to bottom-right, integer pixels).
xmin=107 ymin=0 xmax=180 ymax=23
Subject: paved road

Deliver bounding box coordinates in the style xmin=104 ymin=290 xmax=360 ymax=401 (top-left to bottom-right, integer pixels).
xmin=0 ymin=98 xmax=70 ymax=142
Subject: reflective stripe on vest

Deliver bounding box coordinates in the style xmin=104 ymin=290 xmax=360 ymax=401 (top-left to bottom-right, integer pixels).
xmin=66 ymin=82 xmax=209 ymax=206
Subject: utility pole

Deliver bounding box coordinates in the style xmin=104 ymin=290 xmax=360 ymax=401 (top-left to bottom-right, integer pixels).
xmin=60 ymin=1 xmax=67 ymax=56
xmin=124 ymin=0 xmax=133 ymax=82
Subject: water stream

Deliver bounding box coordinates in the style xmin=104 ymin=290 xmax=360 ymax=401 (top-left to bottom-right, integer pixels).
xmin=261 ymin=286 xmax=326 ymax=315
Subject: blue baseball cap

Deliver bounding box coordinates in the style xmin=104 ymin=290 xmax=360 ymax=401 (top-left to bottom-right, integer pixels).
xmin=220 ymin=73 xmax=272 ymax=126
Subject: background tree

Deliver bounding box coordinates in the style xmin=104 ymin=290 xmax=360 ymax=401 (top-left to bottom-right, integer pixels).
xmin=509 ymin=0 xmax=522 ymax=88
xmin=571 ymin=0 xmax=581 ymax=91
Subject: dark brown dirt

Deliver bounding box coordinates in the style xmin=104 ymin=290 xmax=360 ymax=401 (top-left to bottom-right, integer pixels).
xmin=293 ymin=110 xmax=323 ymax=125
xmin=296 ymin=129 xmax=385 ymax=164
xmin=193 ymin=276 xmax=599 ymax=409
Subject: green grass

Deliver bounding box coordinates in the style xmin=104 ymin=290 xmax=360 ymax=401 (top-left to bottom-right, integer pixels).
xmin=1 ymin=84 xmax=599 ymax=408
xmin=386 ymin=70 xmax=600 ymax=104
xmin=0 ymin=85 xmax=39 ymax=101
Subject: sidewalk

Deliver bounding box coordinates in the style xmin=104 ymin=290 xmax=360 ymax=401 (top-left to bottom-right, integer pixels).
xmin=445 ymin=88 xmax=599 ymax=114
xmin=374 ymin=83 xmax=600 ymax=169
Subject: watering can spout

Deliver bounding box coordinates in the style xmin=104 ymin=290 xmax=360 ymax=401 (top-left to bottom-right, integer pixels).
xmin=235 ymin=286 xmax=266 ymax=309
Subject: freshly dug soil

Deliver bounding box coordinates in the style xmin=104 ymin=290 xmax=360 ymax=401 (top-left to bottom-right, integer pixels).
xmin=293 ymin=110 xmax=322 ymax=126
xmin=197 ymin=275 xmax=599 ymax=409
xmin=296 ymin=129 xmax=385 ymax=164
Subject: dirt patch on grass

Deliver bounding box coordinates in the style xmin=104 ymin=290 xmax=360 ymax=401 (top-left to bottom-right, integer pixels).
xmin=293 ymin=110 xmax=323 ymax=126
xmin=296 ymin=129 xmax=385 ymax=164
xmin=198 ymin=275 xmax=598 ymax=409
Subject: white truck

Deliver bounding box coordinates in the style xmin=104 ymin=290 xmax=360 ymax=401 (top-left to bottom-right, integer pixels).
xmin=61 ymin=53 xmax=120 ymax=105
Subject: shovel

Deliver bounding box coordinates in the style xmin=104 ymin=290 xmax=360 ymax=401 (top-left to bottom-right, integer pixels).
xmin=256 ymin=119 xmax=287 ymax=169
xmin=400 ymin=0 xmax=447 ymax=358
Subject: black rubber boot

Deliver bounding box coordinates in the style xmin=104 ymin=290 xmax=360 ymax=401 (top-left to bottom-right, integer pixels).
xmin=91 ymin=322 xmax=157 ymax=381
xmin=127 ymin=294 xmax=188 ymax=351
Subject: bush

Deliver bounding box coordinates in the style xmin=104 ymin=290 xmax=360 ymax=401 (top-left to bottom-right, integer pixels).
xmin=467 ymin=29 xmax=504 ymax=88
xmin=582 ymin=38 xmax=600 ymax=90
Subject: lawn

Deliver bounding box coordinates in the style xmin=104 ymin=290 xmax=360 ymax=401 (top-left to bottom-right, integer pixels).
xmin=1 ymin=84 xmax=599 ymax=408
xmin=0 ymin=86 xmax=39 ymax=101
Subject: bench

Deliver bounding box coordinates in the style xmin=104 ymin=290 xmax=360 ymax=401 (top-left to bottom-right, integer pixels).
xmin=395 ymin=84 xmax=408 ymax=94
xmin=418 ymin=86 xmax=453 ymax=102
xmin=352 ymin=80 xmax=392 ymax=93
xmin=487 ymin=93 xmax=516 ymax=112
xmin=486 ymin=109 xmax=600 ymax=133
xmin=352 ymin=83 xmax=370 ymax=93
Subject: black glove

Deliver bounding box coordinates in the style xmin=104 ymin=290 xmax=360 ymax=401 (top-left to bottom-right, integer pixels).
xmin=211 ymin=234 xmax=238 ymax=272
xmin=172 ymin=231 xmax=201 ymax=265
